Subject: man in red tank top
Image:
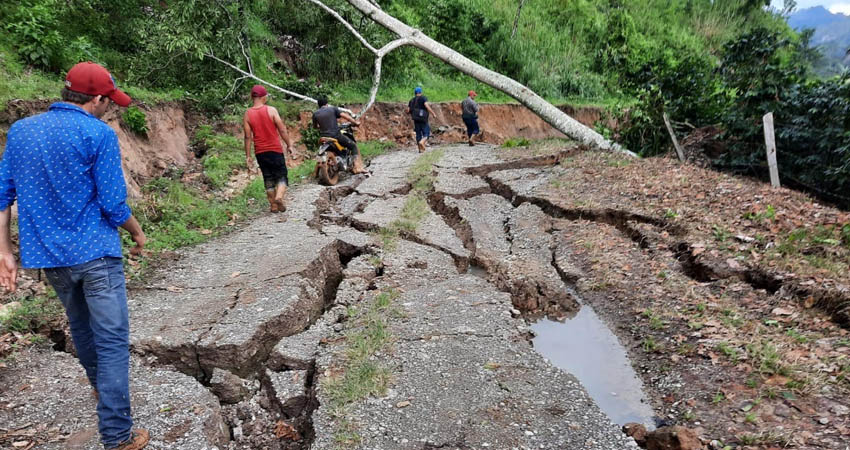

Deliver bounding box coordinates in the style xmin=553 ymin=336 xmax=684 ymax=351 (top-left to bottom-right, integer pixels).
xmin=243 ymin=85 xmax=294 ymax=212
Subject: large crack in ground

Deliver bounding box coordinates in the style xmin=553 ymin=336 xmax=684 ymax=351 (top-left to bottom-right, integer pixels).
xmin=116 ymin=179 xmax=379 ymax=449
xmin=193 ymin=240 xmax=376 ymax=449
xmin=461 ymin=153 xmax=850 ymax=329
xmin=481 ymin=170 xmax=685 ymax=248
xmin=672 ymin=241 xmax=850 ymax=326
xmin=4 ymin=150 xmax=648 ymax=449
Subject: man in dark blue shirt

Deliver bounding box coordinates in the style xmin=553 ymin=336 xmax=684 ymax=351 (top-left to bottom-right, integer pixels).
xmin=0 ymin=62 xmax=149 ymax=449
xmin=408 ymin=86 xmax=437 ymax=153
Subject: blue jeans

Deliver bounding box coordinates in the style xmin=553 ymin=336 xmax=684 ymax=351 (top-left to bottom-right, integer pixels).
xmin=414 ymin=122 xmax=431 ymax=143
xmin=44 ymin=257 xmax=133 ymax=447
xmin=462 ymin=116 xmax=480 ymax=137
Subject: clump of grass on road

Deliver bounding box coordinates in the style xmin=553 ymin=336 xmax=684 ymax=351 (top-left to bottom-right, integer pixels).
xmin=359 ymin=140 xmax=395 ymax=162
xmin=376 ymin=149 xmax=445 ymax=250
xmin=322 ymin=289 xmax=399 ymax=445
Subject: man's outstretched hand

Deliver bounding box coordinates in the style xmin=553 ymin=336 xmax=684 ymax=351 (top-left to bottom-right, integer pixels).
xmin=0 ymin=253 xmax=17 ymax=292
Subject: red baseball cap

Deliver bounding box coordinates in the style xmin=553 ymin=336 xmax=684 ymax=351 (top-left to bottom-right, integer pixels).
xmin=468 ymin=90 xmax=477 ymax=97
xmin=65 ymin=62 xmax=131 ymax=107
xmin=251 ymin=85 xmax=269 ymax=97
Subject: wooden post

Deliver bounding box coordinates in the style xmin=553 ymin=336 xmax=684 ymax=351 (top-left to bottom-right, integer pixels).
xmin=762 ymin=112 xmax=780 ymax=188
xmin=662 ymin=112 xmax=685 ymax=162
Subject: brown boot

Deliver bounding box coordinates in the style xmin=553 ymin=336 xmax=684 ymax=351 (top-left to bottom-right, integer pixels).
xmin=275 ymin=198 xmax=286 ymax=213
xmin=111 ymin=429 xmax=150 ymax=449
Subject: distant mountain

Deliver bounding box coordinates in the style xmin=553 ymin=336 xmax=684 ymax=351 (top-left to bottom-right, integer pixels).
xmin=787 ymin=6 xmax=846 ymax=30
xmin=787 ymin=6 xmax=850 ymax=75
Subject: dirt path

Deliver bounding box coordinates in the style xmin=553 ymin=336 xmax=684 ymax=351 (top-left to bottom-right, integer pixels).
xmin=3 ymin=142 xmax=848 ymax=449
xmin=0 ymin=144 xmax=636 ymax=449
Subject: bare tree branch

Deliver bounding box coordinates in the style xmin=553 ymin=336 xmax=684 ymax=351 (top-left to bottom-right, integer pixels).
xmin=224 ymin=75 xmax=249 ymax=101
xmin=206 ymin=52 xmax=355 ymax=114
xmin=360 ymin=37 xmax=411 ymax=116
xmin=206 ymin=53 xmax=315 ymax=103
xmin=238 ymin=35 xmax=254 ymax=75
xmin=377 ymin=37 xmax=410 ymax=57
xmin=305 ymin=0 xmax=378 ymax=55
xmin=511 ymin=0 xmax=526 ymax=40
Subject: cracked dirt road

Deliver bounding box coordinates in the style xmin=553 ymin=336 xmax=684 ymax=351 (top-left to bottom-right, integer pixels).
xmin=1 ymin=143 xmax=641 ymax=449
xmin=5 ymin=141 xmax=848 ymax=449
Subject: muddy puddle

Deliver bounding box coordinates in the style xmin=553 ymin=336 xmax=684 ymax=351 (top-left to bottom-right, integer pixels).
xmin=531 ymin=297 xmax=655 ymax=428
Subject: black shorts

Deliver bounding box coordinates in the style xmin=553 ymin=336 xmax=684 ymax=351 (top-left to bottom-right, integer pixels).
xmin=255 ymin=151 xmax=288 ymax=190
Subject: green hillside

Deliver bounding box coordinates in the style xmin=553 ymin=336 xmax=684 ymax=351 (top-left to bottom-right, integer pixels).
xmin=1 ymin=0 xmax=848 ymax=204
xmin=0 ymin=0 xmax=787 ymax=105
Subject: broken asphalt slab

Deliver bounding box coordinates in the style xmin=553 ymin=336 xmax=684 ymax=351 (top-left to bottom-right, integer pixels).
xmin=0 ymin=349 xmax=228 ymax=449
xmin=311 ymin=275 xmax=636 ymax=450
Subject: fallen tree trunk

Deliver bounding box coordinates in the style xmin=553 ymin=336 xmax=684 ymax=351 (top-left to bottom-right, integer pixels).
xmin=342 ymin=0 xmax=631 ymax=155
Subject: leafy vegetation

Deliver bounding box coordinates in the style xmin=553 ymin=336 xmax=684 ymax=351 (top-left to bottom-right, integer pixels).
xmin=122 ymin=106 xmax=148 ymax=136
xmin=0 ymin=291 xmax=62 ymax=334
xmin=323 ymin=289 xmax=399 ymax=445
xmin=127 ymin=176 xmax=265 ymax=253
xmin=502 ymin=137 xmax=531 ymax=148
xmin=1 ymin=0 xmax=847 ymax=202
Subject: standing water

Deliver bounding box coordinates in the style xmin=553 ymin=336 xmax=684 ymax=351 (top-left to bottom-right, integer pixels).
xmin=531 ymin=296 xmax=655 ymax=428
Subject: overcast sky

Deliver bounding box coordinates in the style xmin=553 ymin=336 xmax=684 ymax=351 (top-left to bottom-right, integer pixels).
xmin=772 ymin=0 xmax=850 ymax=14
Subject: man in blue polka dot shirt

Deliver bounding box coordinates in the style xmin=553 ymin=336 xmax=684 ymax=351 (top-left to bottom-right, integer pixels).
xmin=0 ymin=62 xmax=150 ymax=449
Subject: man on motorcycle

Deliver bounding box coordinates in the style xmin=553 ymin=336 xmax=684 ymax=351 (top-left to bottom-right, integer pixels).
xmin=312 ymin=96 xmax=367 ymax=174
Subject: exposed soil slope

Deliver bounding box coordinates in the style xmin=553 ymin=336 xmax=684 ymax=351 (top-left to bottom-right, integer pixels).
xmin=1 ymin=100 xmax=192 ymax=198
xmin=340 ymin=101 xmax=614 ymax=147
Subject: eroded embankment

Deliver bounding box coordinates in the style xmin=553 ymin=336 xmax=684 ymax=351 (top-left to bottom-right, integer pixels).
xmin=1 ymin=100 xmax=193 ymax=198
xmin=289 ymin=101 xmax=617 ymax=148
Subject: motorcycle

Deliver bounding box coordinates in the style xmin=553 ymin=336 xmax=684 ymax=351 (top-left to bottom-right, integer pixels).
xmin=315 ymin=122 xmax=358 ymax=186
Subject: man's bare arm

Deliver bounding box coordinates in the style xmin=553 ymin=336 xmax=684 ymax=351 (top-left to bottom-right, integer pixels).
xmin=270 ymin=108 xmax=293 ymax=151
xmin=119 ymin=215 xmax=146 ymax=257
xmin=339 ymin=112 xmax=361 ymax=126
xmin=0 ymin=207 xmax=17 ymax=292
xmin=243 ymin=113 xmax=255 ymax=171
xmin=425 ymin=102 xmax=436 ymax=116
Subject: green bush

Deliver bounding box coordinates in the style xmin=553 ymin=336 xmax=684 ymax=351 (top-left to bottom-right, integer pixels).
xmin=300 ymin=125 xmax=321 ymax=154
xmin=122 ymin=106 xmax=148 ymax=136
xmin=6 ymin=0 xmax=65 ymax=70
xmin=714 ymin=28 xmax=849 ymax=203
xmin=131 ymin=176 xmax=265 ymax=252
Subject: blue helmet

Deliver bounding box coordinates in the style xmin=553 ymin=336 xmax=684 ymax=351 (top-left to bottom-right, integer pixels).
xmin=414 ymin=86 xmax=423 ymax=94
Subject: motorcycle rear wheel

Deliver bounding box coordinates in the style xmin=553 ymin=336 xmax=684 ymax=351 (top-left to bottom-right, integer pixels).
xmin=318 ymin=152 xmax=340 ymax=186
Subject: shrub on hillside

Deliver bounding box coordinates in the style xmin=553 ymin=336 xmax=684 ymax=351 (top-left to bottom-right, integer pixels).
xmin=122 ymin=106 xmax=148 ymax=136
